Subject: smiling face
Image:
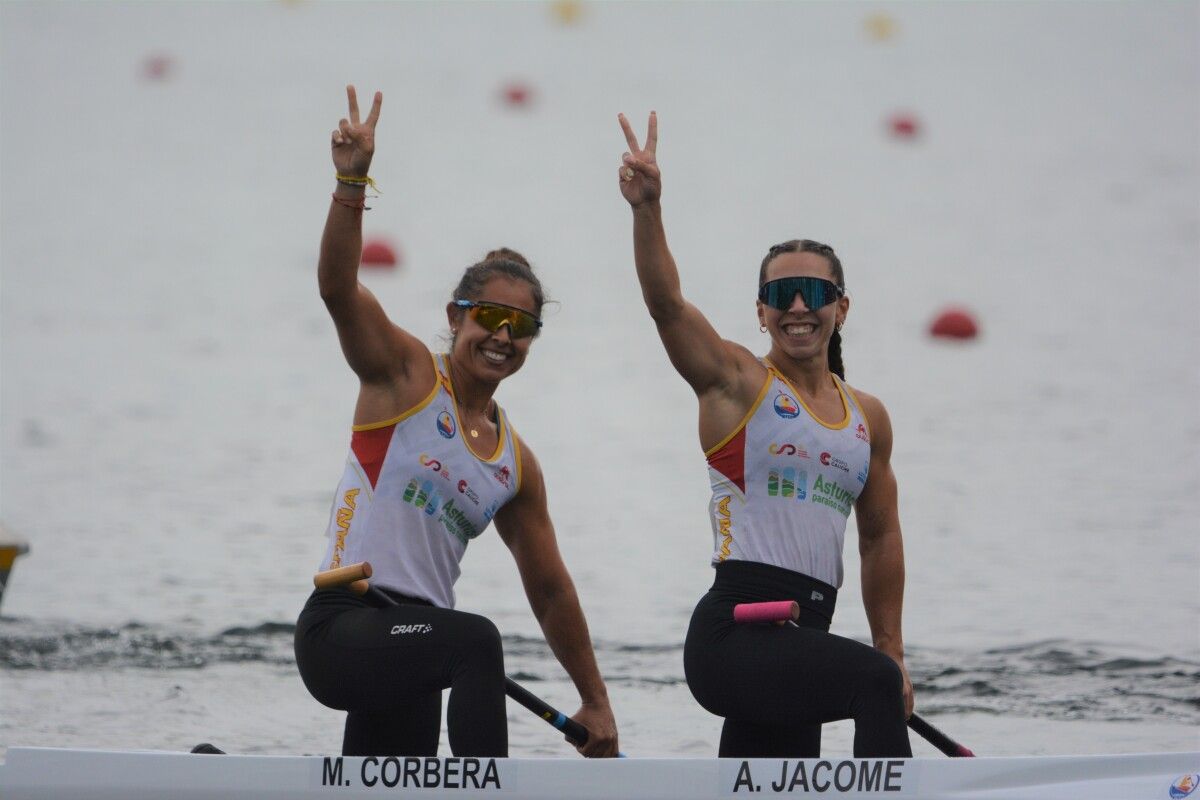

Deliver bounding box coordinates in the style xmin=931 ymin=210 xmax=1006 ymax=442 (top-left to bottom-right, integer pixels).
xmin=446 ymin=276 xmax=539 ymax=383
xmin=757 ymin=250 xmax=849 ymax=367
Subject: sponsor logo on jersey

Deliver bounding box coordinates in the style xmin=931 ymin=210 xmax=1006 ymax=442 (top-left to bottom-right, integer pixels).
xmin=857 ymin=465 xmax=869 ymax=485
xmin=819 ymin=451 xmax=850 ymax=472
xmin=492 ymin=465 xmax=512 ymax=489
xmin=773 ymin=393 xmax=801 ymax=419
xmin=768 ymin=443 xmax=810 ymax=458
xmin=436 ymin=411 xmax=456 ymax=439
xmin=390 ymin=624 xmax=432 ymax=635
xmin=419 ymin=453 xmax=451 ymax=480
xmin=1170 ymin=775 xmax=1200 ymax=799
xmin=437 ymin=498 xmax=479 ymax=544
xmin=457 ymin=479 xmax=480 ymax=505
xmin=811 ymin=474 xmax=854 ymax=517
xmin=767 ymin=468 xmax=807 ymax=500
xmin=856 ymin=423 xmax=869 ymax=442
xmin=404 ymin=479 xmax=442 ymax=516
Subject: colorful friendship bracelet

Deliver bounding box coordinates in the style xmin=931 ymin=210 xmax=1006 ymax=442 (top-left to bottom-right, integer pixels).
xmin=331 ymin=193 xmax=370 ymax=211
xmin=335 ymin=173 xmax=382 ymax=192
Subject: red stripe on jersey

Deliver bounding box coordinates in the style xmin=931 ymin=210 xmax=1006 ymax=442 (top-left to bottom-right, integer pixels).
xmin=707 ymin=426 xmax=746 ymax=493
xmin=351 ymin=425 xmax=395 ymax=489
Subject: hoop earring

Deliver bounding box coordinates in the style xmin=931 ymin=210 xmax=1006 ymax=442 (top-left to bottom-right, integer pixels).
xmin=835 ymin=322 xmax=843 ymax=332
xmin=759 ymin=324 xmax=767 ymax=333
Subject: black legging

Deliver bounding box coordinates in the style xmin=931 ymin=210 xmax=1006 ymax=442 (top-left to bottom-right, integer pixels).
xmin=294 ymin=587 xmax=507 ymax=757
xmin=684 ymin=560 xmax=911 ymax=758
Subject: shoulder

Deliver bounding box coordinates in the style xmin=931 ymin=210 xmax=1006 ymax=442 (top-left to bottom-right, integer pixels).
xmin=508 ymin=428 xmax=546 ymax=498
xmin=845 ymin=383 xmax=894 ymax=448
xmin=845 ymin=384 xmax=887 ymax=422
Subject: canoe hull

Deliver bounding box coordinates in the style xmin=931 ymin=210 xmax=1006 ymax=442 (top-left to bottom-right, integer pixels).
xmin=1 ymin=747 xmax=1197 ymax=799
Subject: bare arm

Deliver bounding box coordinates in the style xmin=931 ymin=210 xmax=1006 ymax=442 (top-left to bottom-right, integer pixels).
xmin=853 ymin=389 xmax=914 ymax=717
xmin=617 ymin=113 xmax=755 ymax=398
xmin=319 ymin=86 xmax=429 ymax=389
xmin=493 ymin=439 xmax=619 ymax=758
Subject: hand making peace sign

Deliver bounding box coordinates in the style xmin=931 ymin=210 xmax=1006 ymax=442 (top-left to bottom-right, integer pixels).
xmin=332 ymin=84 xmax=383 ymax=179
xmin=617 ymin=111 xmax=661 ymax=207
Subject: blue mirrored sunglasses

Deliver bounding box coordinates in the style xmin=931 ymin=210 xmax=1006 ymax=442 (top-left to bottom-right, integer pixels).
xmin=757 ymin=276 xmax=844 ymax=311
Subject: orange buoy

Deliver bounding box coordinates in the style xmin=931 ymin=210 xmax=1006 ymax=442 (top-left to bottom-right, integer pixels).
xmin=501 ymin=82 xmax=533 ymax=108
xmin=361 ymin=239 xmax=399 ymax=268
xmin=550 ymin=0 xmax=584 ymax=24
xmin=888 ymin=112 xmax=920 ymax=139
xmin=929 ymin=307 xmax=979 ymax=340
xmin=863 ymin=12 xmax=898 ymax=42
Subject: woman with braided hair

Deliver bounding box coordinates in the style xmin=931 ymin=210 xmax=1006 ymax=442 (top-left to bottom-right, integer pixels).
xmin=616 ymin=111 xmax=912 ymax=758
xmin=294 ymin=85 xmax=618 ymax=759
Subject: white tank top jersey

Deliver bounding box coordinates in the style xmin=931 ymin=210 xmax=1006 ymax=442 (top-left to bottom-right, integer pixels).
xmin=705 ymin=362 xmax=872 ymax=588
xmin=318 ymin=354 xmax=522 ymax=608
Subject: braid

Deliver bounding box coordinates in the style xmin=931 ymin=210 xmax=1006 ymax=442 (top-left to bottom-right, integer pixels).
xmin=828 ymin=329 xmax=845 ymax=380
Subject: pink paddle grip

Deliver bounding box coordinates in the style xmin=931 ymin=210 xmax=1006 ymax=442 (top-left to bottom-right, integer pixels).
xmin=733 ymin=600 xmax=799 ymax=624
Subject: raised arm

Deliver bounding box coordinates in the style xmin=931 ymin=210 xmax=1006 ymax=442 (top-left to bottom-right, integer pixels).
xmin=617 ymin=113 xmax=755 ymax=400
xmin=852 ymin=389 xmax=914 ymax=717
xmin=320 ymin=85 xmax=428 ymax=389
xmin=492 ymin=440 xmax=619 ymax=758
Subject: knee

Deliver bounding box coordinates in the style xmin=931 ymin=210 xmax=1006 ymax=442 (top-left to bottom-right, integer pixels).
xmin=859 ymin=655 xmax=904 ymax=704
xmin=458 ymin=613 xmax=504 ymax=670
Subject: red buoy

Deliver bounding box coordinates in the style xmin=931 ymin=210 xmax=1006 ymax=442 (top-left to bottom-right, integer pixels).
xmin=142 ymin=54 xmax=173 ymax=81
xmin=361 ymin=239 xmax=399 ymax=268
xmin=888 ymin=112 xmax=920 ymax=139
xmin=929 ymin=307 xmax=979 ymax=340
xmin=501 ymin=82 xmax=533 ymax=107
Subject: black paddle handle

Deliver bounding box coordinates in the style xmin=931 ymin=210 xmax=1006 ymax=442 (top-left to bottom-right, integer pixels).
xmin=504 ymin=678 xmax=590 ymax=746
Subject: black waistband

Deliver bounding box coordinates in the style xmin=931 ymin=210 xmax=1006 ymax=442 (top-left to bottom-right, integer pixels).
xmin=305 ymin=584 xmax=434 ymax=609
xmin=375 ymin=585 xmax=434 ymax=607
xmin=711 ymin=560 xmax=838 ymax=621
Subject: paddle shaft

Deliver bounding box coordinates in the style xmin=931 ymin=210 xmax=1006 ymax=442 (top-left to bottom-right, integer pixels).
xmin=316 ymin=564 xmax=591 ymax=747
xmin=733 ymin=601 xmax=975 ymax=758
xmin=907 ymin=714 xmax=974 ymax=758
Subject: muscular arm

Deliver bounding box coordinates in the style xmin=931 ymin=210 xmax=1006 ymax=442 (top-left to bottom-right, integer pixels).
xmin=619 ymin=113 xmax=757 ymax=402
xmin=630 ymin=201 xmax=749 ymax=396
xmin=493 ymin=440 xmax=619 ymax=757
xmin=319 ymin=86 xmax=429 ymax=397
xmin=853 ymin=390 xmax=914 ymax=716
